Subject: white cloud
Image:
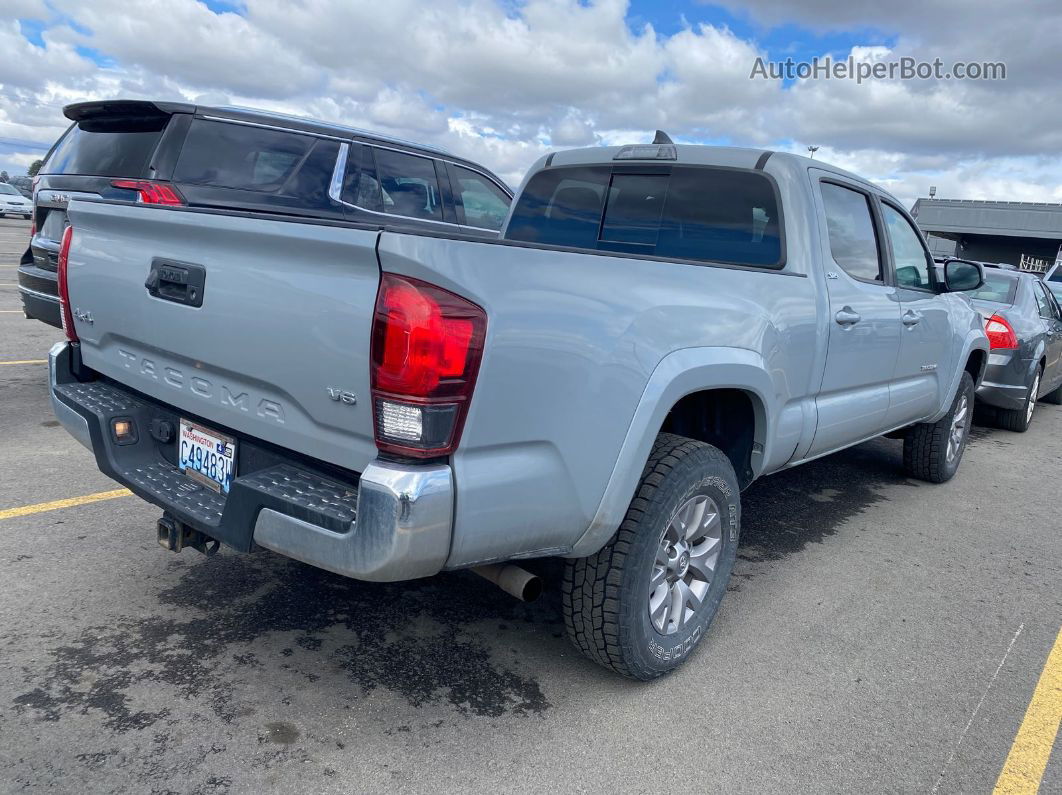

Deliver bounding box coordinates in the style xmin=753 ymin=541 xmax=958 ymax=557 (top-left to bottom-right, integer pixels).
xmin=0 ymin=0 xmax=1057 ymax=208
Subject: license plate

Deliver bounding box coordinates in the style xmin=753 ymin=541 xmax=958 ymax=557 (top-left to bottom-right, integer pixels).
xmin=178 ymin=419 xmax=236 ymax=494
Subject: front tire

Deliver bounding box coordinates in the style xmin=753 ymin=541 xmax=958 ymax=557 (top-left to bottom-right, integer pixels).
xmin=995 ymin=368 xmax=1041 ymax=432
xmin=562 ymin=433 xmax=740 ymax=680
xmin=903 ymin=371 xmax=975 ymax=483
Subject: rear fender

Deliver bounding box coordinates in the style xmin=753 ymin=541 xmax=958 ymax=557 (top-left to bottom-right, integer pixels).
xmin=568 ymin=347 xmax=777 ymax=558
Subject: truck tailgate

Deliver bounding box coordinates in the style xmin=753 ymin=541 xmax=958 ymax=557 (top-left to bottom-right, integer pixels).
xmin=65 ymin=201 xmax=381 ymax=473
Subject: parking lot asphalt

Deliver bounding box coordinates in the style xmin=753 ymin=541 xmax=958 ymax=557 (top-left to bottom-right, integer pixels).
xmin=0 ymin=215 xmax=1058 ymax=794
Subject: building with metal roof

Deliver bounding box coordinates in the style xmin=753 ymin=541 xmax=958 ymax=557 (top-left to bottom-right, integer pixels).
xmin=910 ymin=197 xmax=1062 ymax=272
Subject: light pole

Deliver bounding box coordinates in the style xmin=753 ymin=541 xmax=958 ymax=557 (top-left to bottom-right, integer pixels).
xmin=807 ymin=145 xmax=819 ymax=159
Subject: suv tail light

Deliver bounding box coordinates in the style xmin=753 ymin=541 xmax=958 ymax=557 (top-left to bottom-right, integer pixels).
xmin=370 ymin=273 xmax=487 ymax=457
xmin=985 ymin=314 xmax=1018 ymax=350
xmin=110 ymin=179 xmax=185 ymax=206
xmin=57 ymin=224 xmax=77 ymax=343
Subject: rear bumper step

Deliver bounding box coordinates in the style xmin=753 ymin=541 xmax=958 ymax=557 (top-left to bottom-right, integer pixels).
xmin=49 ymin=342 xmax=453 ymax=582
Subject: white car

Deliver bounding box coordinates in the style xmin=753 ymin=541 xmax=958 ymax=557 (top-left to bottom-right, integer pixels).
xmin=0 ymin=182 xmax=32 ymax=218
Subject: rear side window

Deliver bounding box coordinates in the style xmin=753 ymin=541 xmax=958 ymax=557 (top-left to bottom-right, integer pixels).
xmin=820 ymin=182 xmax=882 ymax=282
xmin=1034 ymin=282 xmax=1057 ymax=319
xmin=173 ymin=120 xmax=340 ymax=209
xmin=506 ymin=165 xmax=783 ymax=268
xmin=44 ymin=119 xmax=167 ymax=178
xmin=373 ymin=148 xmax=443 ymax=221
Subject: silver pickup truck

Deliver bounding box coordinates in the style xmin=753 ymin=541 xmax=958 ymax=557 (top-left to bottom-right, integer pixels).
xmin=50 ymin=136 xmax=989 ymax=679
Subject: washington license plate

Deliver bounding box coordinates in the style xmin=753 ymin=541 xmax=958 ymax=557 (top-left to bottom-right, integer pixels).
xmin=178 ymin=419 xmax=236 ymax=494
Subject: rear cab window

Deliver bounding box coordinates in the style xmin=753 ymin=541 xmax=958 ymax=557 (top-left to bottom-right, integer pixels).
xmin=505 ymin=164 xmax=783 ymax=268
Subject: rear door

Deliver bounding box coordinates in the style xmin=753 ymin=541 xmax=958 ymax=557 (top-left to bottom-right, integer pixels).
xmin=66 ymin=200 xmax=382 ymax=473
xmin=880 ymin=201 xmax=954 ymax=425
xmin=807 ymin=176 xmax=903 ymax=456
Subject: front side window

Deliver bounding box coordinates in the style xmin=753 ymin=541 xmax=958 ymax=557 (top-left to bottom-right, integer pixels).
xmin=373 ymin=148 xmax=442 ymax=221
xmin=506 ymin=165 xmax=782 ymax=267
xmin=882 ymin=204 xmax=933 ymax=289
xmin=819 ymin=182 xmax=882 ymax=282
xmin=450 ymin=164 xmax=510 ymax=230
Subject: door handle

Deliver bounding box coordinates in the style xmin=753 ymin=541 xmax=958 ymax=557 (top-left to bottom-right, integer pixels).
xmin=902 ymin=310 xmax=921 ymax=327
xmin=835 ymin=308 xmax=861 ymax=326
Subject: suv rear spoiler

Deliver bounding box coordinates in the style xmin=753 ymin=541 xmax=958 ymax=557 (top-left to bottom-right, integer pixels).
xmin=64 ymin=99 xmax=195 ymax=125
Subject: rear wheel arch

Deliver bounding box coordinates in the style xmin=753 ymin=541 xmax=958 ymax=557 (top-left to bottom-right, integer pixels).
xmin=659 ymin=387 xmax=765 ymax=490
xmin=964 ymin=349 xmax=986 ymax=385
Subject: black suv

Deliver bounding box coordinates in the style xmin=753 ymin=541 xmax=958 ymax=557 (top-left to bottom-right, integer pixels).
xmin=19 ymin=100 xmax=513 ymax=327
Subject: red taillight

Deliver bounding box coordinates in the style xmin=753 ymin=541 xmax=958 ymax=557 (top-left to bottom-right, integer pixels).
xmin=57 ymin=225 xmax=77 ymax=343
xmin=110 ymin=179 xmax=185 ymax=206
xmin=370 ymin=274 xmax=486 ymax=457
xmin=985 ymin=314 xmax=1018 ymax=350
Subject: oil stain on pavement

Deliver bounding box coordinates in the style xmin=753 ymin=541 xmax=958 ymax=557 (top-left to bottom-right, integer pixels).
xmin=13 ymin=552 xmax=553 ymax=742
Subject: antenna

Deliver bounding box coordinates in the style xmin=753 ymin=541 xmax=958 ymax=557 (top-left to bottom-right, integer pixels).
xmin=807 ymin=145 xmax=819 ymax=159
xmin=652 ymin=130 xmax=674 ymax=145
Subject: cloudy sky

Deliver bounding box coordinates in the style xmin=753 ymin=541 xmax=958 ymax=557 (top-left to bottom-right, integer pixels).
xmin=2 ymin=0 xmax=1060 ymax=206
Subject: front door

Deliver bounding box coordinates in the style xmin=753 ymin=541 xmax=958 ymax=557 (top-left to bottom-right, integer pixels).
xmin=880 ymin=202 xmax=954 ymax=426
xmin=807 ymin=178 xmax=903 ymax=457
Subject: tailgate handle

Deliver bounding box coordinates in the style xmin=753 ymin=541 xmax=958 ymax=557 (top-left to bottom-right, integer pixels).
xmin=146 ymin=258 xmax=206 ymax=308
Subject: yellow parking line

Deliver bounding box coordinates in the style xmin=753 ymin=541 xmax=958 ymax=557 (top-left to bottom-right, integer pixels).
xmin=0 ymin=489 xmax=132 ymax=521
xmin=993 ymin=626 xmax=1062 ymax=794
xmin=0 ymin=359 xmax=47 ymax=365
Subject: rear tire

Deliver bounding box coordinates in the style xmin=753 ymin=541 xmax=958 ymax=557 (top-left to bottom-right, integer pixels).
xmin=562 ymin=433 xmax=740 ymax=680
xmin=995 ymin=368 xmax=1041 ymax=432
xmin=903 ymin=371 xmax=974 ymax=483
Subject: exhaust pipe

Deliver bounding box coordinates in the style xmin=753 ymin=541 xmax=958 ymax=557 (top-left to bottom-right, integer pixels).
xmin=472 ymin=564 xmax=542 ymax=602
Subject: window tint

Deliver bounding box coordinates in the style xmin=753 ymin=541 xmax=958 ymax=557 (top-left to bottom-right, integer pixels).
xmin=506 ymin=166 xmax=608 ymax=248
xmin=601 ymin=173 xmax=667 ymax=245
xmin=506 ymin=165 xmax=783 ymax=267
xmin=450 ymin=164 xmax=510 ymax=230
xmin=373 ymin=148 xmax=442 ymax=221
xmin=882 ymin=204 xmax=932 ymax=289
xmin=968 ymin=272 xmax=1018 ymax=305
xmin=1048 ymin=266 xmax=1062 ymax=284
xmin=341 ymin=144 xmax=383 ymax=211
xmin=44 ymin=120 xmax=167 ymax=178
xmin=174 ymin=120 xmax=314 ymax=191
xmin=820 ymin=183 xmax=881 ymax=282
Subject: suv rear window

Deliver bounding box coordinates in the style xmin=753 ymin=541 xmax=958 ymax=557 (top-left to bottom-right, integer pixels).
xmin=44 ymin=119 xmax=167 ymax=178
xmin=506 ymin=165 xmax=783 ymax=268
xmin=172 ymin=119 xmax=341 ymax=209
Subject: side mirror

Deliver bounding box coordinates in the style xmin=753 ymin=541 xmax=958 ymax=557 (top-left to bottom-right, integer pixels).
xmin=942 ymin=258 xmax=984 ymax=292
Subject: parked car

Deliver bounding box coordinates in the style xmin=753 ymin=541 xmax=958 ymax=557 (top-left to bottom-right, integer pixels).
xmin=18 ymin=99 xmax=512 ymax=327
xmin=49 ymin=135 xmax=988 ymax=680
xmin=968 ymin=269 xmax=1062 ymax=430
xmin=0 ymin=182 xmax=32 ymax=218
xmin=7 ymin=175 xmax=33 ymax=198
